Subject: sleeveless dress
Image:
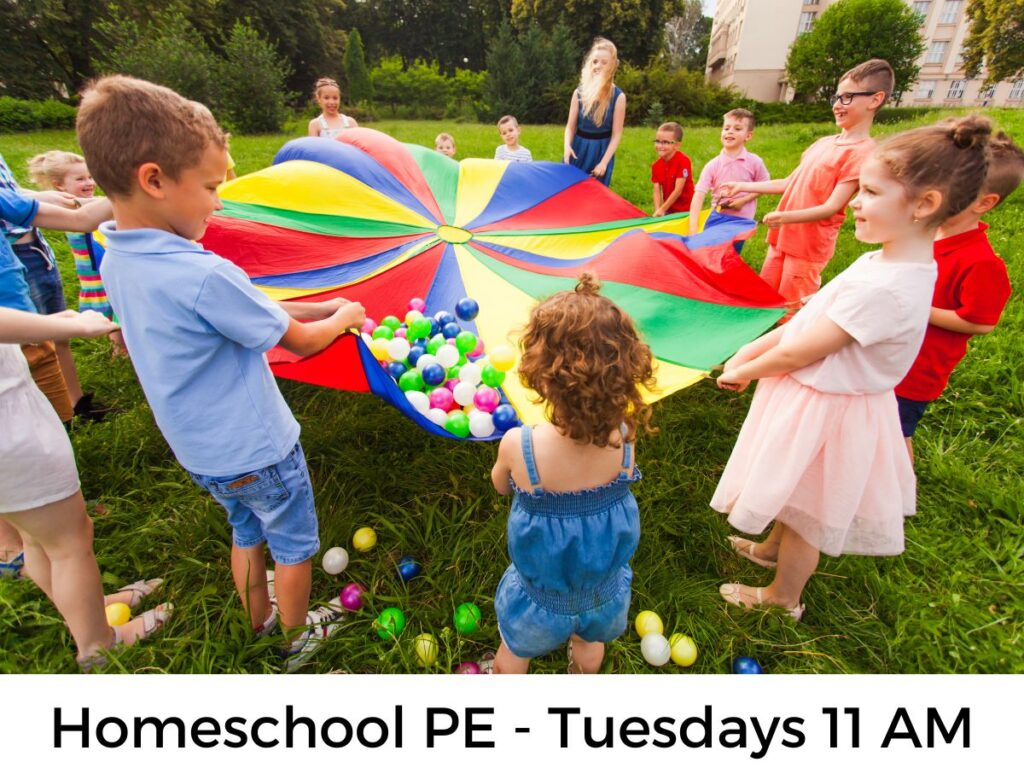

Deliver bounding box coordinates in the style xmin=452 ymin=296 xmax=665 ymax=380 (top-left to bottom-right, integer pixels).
xmin=569 ymin=85 xmax=623 ymax=187
xmin=317 ymin=114 xmax=351 ymax=139
xmin=495 ymin=425 xmax=640 ymax=658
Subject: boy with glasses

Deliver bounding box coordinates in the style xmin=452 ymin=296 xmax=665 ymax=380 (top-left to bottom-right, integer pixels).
xmin=718 ymin=59 xmax=894 ymax=318
xmin=651 ymin=122 xmax=694 ymax=217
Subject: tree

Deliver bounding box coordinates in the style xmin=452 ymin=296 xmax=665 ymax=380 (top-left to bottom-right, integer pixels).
xmin=218 ymin=21 xmax=292 ymax=133
xmin=344 ymin=28 xmax=374 ymax=103
xmin=961 ymin=0 xmax=1024 ymax=85
xmin=662 ymin=0 xmax=712 ymax=71
xmin=785 ymin=0 xmax=924 ymax=103
xmin=484 ymin=20 xmax=528 ymax=118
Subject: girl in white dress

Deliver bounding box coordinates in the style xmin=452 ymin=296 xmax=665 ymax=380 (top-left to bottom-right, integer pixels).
xmin=307 ymin=77 xmax=358 ymax=139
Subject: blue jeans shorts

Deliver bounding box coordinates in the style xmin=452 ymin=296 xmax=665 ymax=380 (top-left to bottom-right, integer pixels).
xmin=13 ymin=235 xmax=66 ymax=315
xmin=188 ymin=442 xmax=319 ymax=565
xmin=896 ymin=396 xmax=931 ymax=438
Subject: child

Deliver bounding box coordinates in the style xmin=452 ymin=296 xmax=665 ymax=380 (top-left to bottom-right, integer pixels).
xmin=719 ymin=59 xmax=894 ymax=316
xmin=490 ymin=273 xmax=655 ymax=673
xmin=435 ymin=132 xmax=456 ymax=158
xmin=494 ymin=116 xmax=532 ymax=162
xmin=307 ymin=77 xmax=358 ymax=139
xmin=77 ymin=75 xmax=367 ymax=670
xmin=563 ymin=37 xmax=626 ymax=186
xmin=688 ymin=108 xmax=770 ymax=235
xmin=711 ymin=116 xmax=993 ymax=619
xmin=895 ymin=132 xmax=1022 ymax=458
xmin=651 ymin=122 xmax=694 ymax=217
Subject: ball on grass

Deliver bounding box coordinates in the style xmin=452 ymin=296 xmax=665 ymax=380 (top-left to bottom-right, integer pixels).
xmin=453 ymin=602 xmax=482 ymax=634
xmin=732 ymin=656 xmax=763 ymax=674
xmin=375 ymin=607 xmax=406 ymax=640
xmin=338 ymin=583 xmax=364 ymax=611
xmin=414 ymin=633 xmax=438 ymax=666
xmin=352 ymin=527 xmax=377 ymax=552
xmin=640 ymin=633 xmax=671 ymax=667
xmin=322 ymin=546 xmax=349 ymax=575
xmin=668 ymin=633 xmax=698 ymax=667
xmin=105 ymin=603 xmax=131 ymax=627
xmin=634 ymin=610 xmax=663 ymax=638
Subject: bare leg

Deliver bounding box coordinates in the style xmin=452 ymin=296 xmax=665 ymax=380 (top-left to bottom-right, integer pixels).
xmin=494 ymin=641 xmax=530 ymax=674
xmin=231 ymin=542 xmax=272 ymax=631
xmin=905 ymin=437 xmax=914 ymax=463
xmin=0 ymin=518 xmax=24 ymax=561
xmin=54 ymin=340 xmax=84 ymax=405
xmin=273 ymin=559 xmax=312 ymax=636
xmin=568 ymin=635 xmax=604 ymax=673
xmin=767 ymin=525 xmax=820 ymax=607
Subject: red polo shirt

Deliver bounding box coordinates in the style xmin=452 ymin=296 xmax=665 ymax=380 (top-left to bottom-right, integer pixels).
xmin=895 ymin=223 xmax=1011 ymax=401
xmin=651 ymin=151 xmax=694 ymax=213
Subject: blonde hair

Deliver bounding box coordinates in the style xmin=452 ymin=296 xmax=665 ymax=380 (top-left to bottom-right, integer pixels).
xmin=578 ymin=37 xmax=619 ymax=128
xmin=724 ymin=108 xmax=756 ymax=130
xmin=435 ymin=132 xmax=455 ymax=146
xmin=313 ymin=77 xmax=341 ymax=99
xmin=77 ymin=75 xmax=226 ymax=198
xmin=497 ymin=115 xmax=519 ymax=128
xmin=28 ymin=150 xmax=86 ymax=190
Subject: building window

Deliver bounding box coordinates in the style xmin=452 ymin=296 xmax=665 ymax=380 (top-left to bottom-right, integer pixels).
xmin=946 ymin=80 xmax=965 ymax=99
xmin=939 ymin=1 xmax=962 ymax=24
xmin=977 ymin=85 xmax=996 ymax=103
xmin=912 ymin=1 xmax=931 ymax=20
xmin=799 ymin=11 xmax=816 ymax=33
xmin=1010 ymin=80 xmax=1024 ymax=101
xmin=916 ymin=80 xmax=937 ymax=99
xmin=926 ymin=41 xmax=949 ymax=64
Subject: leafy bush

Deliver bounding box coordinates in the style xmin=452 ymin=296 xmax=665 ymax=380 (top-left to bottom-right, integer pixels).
xmin=344 ymin=28 xmax=374 ymax=104
xmin=0 ymin=98 xmax=77 ymax=132
xmin=218 ymin=22 xmax=294 ymax=134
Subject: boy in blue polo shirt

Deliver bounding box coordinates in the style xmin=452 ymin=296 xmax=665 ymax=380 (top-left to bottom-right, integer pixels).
xmin=77 ymin=75 xmax=366 ymax=670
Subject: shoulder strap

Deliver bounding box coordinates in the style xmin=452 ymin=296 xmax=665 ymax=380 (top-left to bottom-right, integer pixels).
xmin=520 ymin=426 xmax=542 ymax=488
xmin=620 ymin=424 xmax=632 ymax=470
xmin=319 ymin=115 xmax=329 ymax=130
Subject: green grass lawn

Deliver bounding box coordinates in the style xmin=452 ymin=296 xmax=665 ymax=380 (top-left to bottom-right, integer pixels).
xmin=1 ymin=110 xmax=1021 ymax=674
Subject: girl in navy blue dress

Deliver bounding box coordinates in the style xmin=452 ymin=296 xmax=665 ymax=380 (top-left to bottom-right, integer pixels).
xmin=563 ymin=38 xmax=627 ymax=187
xmin=490 ymin=273 xmax=656 ymax=673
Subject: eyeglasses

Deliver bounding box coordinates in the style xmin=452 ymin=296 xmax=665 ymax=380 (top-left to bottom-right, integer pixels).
xmin=654 ymin=139 xmax=678 ymax=145
xmin=830 ymin=91 xmax=879 ymax=105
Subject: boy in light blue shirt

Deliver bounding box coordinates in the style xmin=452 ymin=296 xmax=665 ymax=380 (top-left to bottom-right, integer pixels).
xmin=77 ymin=75 xmax=366 ymax=670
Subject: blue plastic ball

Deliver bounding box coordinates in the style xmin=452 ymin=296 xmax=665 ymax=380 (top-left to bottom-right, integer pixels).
xmin=427 ymin=318 xmax=441 ymax=337
xmin=407 ymin=346 xmax=426 ymax=367
xmin=421 ymin=363 xmax=447 ymax=387
xmin=434 ymin=311 xmax=456 ymax=327
xmin=732 ymin=656 xmax=763 ymax=674
xmin=492 ymin=404 xmax=519 ymax=431
xmin=387 ymin=361 xmax=408 ymax=380
xmin=397 ymin=555 xmax=422 ymax=582
xmin=455 ymin=297 xmax=480 ymax=321
xmin=441 ymin=322 xmax=462 ymax=339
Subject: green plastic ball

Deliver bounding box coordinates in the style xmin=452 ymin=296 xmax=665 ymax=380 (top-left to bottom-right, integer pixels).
xmin=408 ymin=317 xmax=432 ymax=341
xmin=381 ymin=315 xmax=402 ymax=331
xmin=398 ymin=369 xmax=425 ymax=392
xmin=444 ymin=411 xmax=471 ymax=438
xmin=375 ymin=607 xmax=407 ymax=639
xmin=455 ymin=331 xmax=477 ymax=355
xmin=372 ymin=325 xmax=394 ymax=341
xmin=427 ymin=335 xmax=445 ymax=354
xmin=453 ymin=602 xmax=482 ymax=634
xmin=480 ymin=364 xmax=505 ymax=388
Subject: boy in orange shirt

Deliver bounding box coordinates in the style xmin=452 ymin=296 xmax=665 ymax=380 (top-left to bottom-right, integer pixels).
xmin=719 ymin=59 xmax=893 ymax=316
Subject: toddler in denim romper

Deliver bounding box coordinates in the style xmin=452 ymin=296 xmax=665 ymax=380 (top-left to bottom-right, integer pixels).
xmin=490 ymin=272 xmax=655 ymax=674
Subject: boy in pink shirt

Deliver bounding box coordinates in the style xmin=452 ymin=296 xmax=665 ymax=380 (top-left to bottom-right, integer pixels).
xmin=688 ymin=108 xmax=769 ymax=235
xmin=719 ymin=59 xmax=894 ymax=317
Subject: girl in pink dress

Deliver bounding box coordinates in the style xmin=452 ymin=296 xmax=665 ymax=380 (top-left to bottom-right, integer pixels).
xmin=711 ymin=116 xmax=994 ymax=620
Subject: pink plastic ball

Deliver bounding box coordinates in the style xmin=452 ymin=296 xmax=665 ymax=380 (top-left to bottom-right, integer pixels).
xmin=408 ymin=298 xmax=426 ymax=312
xmin=429 ymin=387 xmax=455 ymax=411
xmin=447 ymin=337 xmax=457 ymax=346
xmin=361 ymin=319 xmax=378 ymax=335
xmin=394 ymin=327 xmax=407 ymax=338
xmin=454 ymin=661 xmax=481 ymax=674
xmin=444 ymin=379 xmax=459 ymax=392
xmin=470 ymin=338 xmax=485 ymax=357
xmin=338 ymin=583 xmax=365 ymax=612
xmin=473 ymin=386 xmax=500 ymax=413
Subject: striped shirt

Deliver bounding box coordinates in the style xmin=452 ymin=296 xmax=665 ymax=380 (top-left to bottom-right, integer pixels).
xmin=494 ymin=145 xmax=533 ymax=163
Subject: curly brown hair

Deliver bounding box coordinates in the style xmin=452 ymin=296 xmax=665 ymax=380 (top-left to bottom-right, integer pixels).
xmin=517 ymin=273 xmax=657 ymax=448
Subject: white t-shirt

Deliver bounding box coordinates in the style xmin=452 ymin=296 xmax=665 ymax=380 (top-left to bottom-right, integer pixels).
xmin=495 ymin=145 xmax=532 ymax=163
xmin=785 ymin=251 xmax=937 ymax=394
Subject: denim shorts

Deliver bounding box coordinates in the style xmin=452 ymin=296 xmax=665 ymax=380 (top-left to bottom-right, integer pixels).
xmin=896 ymin=396 xmax=930 ymax=438
xmin=13 ymin=236 xmax=66 ymax=315
xmin=188 ymin=442 xmax=319 ymax=565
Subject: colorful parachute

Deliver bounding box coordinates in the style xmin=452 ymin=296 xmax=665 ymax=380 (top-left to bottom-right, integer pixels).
xmin=200 ymin=129 xmax=784 ymax=439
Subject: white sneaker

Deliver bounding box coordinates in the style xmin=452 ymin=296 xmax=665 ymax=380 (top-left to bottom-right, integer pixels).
xmin=266 ymin=569 xmax=276 ymax=602
xmin=282 ymin=604 xmax=345 ymax=672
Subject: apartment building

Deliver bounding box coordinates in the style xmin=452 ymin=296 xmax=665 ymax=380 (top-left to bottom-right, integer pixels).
xmin=705 ymin=0 xmax=1023 ymax=106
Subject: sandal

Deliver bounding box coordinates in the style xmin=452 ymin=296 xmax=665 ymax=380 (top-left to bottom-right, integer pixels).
xmin=108 ymin=578 xmax=163 ymax=609
xmin=0 ymin=551 xmax=25 ymax=580
xmin=728 ymin=536 xmax=777 ymax=569
xmin=720 ymin=583 xmax=804 ymax=621
xmin=78 ymin=602 xmax=173 ymax=671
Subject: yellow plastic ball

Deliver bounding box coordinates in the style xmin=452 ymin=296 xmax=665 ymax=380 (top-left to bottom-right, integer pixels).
xmin=669 ymin=633 xmax=698 ymax=667
xmin=414 ymin=632 xmax=438 ymax=666
xmin=105 ymin=603 xmax=131 ymax=627
xmin=370 ymin=337 xmax=391 ymax=361
xmin=489 ymin=344 xmax=516 ymax=372
xmin=634 ymin=610 xmax=663 ymax=638
xmin=352 ymin=527 xmax=377 ymax=552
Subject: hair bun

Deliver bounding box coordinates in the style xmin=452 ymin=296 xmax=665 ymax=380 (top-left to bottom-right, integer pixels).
xmin=575 ymin=271 xmax=601 ymax=295
xmin=950 ymin=114 xmax=993 ymax=149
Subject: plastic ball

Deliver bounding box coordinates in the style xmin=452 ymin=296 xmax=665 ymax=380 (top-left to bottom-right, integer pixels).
xmin=322 ymin=546 xmax=350 ymax=575
xmin=426 ymin=335 xmax=446 ymax=354
xmin=732 ymin=656 xmax=763 ymax=674
xmin=453 ymin=381 xmax=477 ymax=407
xmin=453 ymin=602 xmax=482 ymax=634
xmin=469 ymin=338 xmax=485 ymax=358
xmin=421 ymin=363 xmax=447 ymax=387
xmin=371 ymin=324 xmax=394 ymax=341
xmin=394 ymin=328 xmax=407 ymax=338
xmin=441 ymin=321 xmax=461 ymax=339
xmin=370 ymin=337 xmax=391 ymax=361
xmin=455 ymin=331 xmax=477 ymax=355
xmin=445 ymin=410 xmax=471 ymax=438
xmin=375 ymin=607 xmax=407 ymax=640
xmin=397 ymin=555 xmax=422 ymax=582
xmin=479 ymin=364 xmax=505 ymax=388
xmin=429 ymin=387 xmax=455 ymax=411
xmin=407 ymin=346 xmax=426 ymax=368
xmin=415 ymin=353 xmax=438 ymax=372
xmin=640 ymin=632 xmax=671 ymax=667
xmin=414 ymin=633 xmax=438 ymax=666
xmin=435 ymin=344 xmax=460 ymax=369
xmin=360 ymin=319 xmax=377 ymax=335
xmin=669 ymin=633 xmax=698 ymax=667
xmin=489 ymin=344 xmax=516 ymax=372
xmin=426 ymin=408 xmax=449 ymax=427
xmin=408 ymin=297 xmax=426 ymax=312
xmin=434 ymin=311 xmax=456 ymax=327
xmin=446 ymin=364 xmax=462 ymax=382
xmin=387 ymin=337 xmax=411 ymax=361
xmin=338 ymin=583 xmax=364 ymax=612
xmin=453 ymin=661 xmax=481 ymax=674
xmin=405 ymin=390 xmax=430 ymax=414
xmin=634 ymin=610 xmax=663 ymax=638
xmin=473 ymin=386 xmax=500 ymax=413
xmin=352 ymin=527 xmax=377 ymax=552
xmin=408 ymin=317 xmax=432 ymax=341
xmin=455 ymin=297 xmax=480 ymax=321
xmin=404 ymin=309 xmax=423 ymax=326
xmin=387 ymin=361 xmax=408 ymax=380
xmin=458 ymin=362 xmax=482 ymax=386
xmin=491 ymin=404 xmax=519 ymax=431
xmin=380 ymin=315 xmax=402 ymax=331
xmin=105 ymin=602 xmax=131 ymax=627
xmin=398 ymin=369 xmax=424 ymax=392
xmin=468 ymin=410 xmax=495 ymax=438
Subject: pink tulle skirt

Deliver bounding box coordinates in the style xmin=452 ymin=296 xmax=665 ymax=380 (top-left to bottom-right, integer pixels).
xmin=710 ymin=375 xmax=916 ymax=557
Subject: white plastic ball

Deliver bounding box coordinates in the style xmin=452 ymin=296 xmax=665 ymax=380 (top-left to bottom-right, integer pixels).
xmin=405 ymin=390 xmax=430 ymax=414
xmin=640 ymin=633 xmax=671 ymax=667
xmin=426 ymin=408 xmax=449 ymax=426
xmin=453 ymin=381 xmax=477 ymax=406
xmin=415 ymin=353 xmax=438 ymax=371
xmin=435 ymin=344 xmax=460 ymax=369
xmin=321 ymin=547 xmax=349 ymax=575
xmin=458 ymin=362 xmax=482 ymax=386
xmin=386 ymin=337 xmax=411 ymax=362
xmin=361 ymin=332 xmax=374 ymax=346
xmin=468 ymin=410 xmax=496 ymax=438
